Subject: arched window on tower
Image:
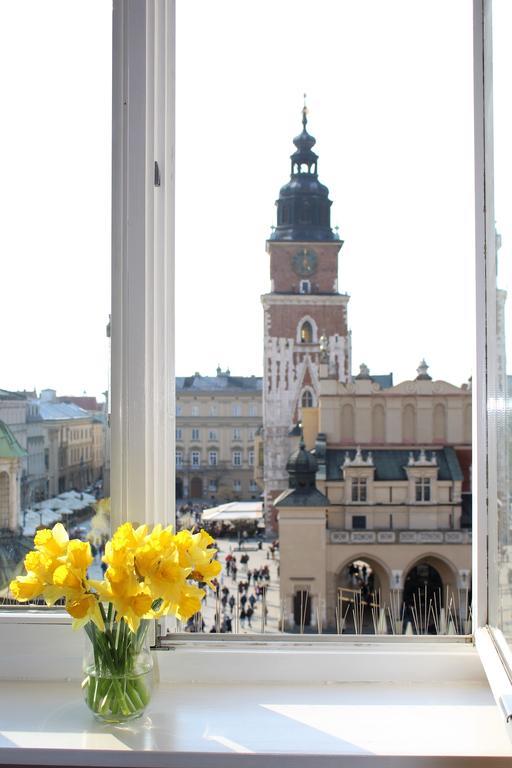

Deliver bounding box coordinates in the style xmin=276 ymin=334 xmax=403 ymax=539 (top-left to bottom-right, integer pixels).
xmin=301 ymin=390 xmax=313 ymax=408
xmin=300 ymin=321 xmax=313 ymax=343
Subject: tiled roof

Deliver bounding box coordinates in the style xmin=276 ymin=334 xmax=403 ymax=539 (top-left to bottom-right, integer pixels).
xmin=275 ymin=486 xmax=330 ymax=508
xmin=176 ymin=375 xmax=262 ymax=393
xmin=325 ymin=447 xmax=463 ymax=482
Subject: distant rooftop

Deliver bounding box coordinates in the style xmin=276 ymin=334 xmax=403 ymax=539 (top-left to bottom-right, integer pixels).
xmin=57 ymin=396 xmax=102 ymax=411
xmin=0 ymin=389 xmax=26 ymax=402
xmin=176 ymin=373 xmax=262 ymax=393
xmin=30 ymin=401 xmax=91 ymax=422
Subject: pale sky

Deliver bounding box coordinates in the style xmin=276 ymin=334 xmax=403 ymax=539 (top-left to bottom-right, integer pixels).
xmin=0 ymin=1 xmax=510 ymax=399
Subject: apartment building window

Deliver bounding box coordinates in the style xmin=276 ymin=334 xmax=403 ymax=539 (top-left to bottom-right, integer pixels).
xmin=208 ymin=429 xmax=218 ymax=441
xmin=176 ymin=428 xmax=182 ymax=441
xmin=191 ymin=405 xmax=199 ymax=417
xmin=249 ymin=480 xmax=259 ymax=493
xmin=415 ymin=477 xmax=431 ymax=502
xmin=232 ymin=450 xmax=242 ymax=467
xmin=351 ymin=477 xmax=367 ymax=502
xmin=232 ymin=404 xmax=241 ymax=417
xmin=175 ymin=451 xmax=183 ymax=469
xmin=248 ymin=404 xmax=257 ymax=417
xmin=248 ymin=450 xmax=255 ymax=467
xmin=176 ymin=405 xmax=182 ymax=416
xmin=233 ymin=479 xmax=241 ymax=492
xmin=352 ymin=515 xmax=367 ymax=530
xmin=248 ymin=429 xmax=255 ymax=441
xmin=208 ymin=480 xmax=217 ymax=493
xmin=209 ymin=405 xmax=217 ymax=416
xmin=191 ymin=428 xmax=200 ymax=441
xmin=191 ymin=451 xmax=201 ymax=467
xmin=233 ymin=427 xmax=241 ymax=441
xmin=208 ymin=451 xmax=218 ymax=466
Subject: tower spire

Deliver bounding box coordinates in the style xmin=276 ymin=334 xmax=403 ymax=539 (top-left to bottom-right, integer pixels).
xmin=271 ymin=102 xmax=336 ymax=242
xmin=302 ymin=93 xmax=308 ymax=128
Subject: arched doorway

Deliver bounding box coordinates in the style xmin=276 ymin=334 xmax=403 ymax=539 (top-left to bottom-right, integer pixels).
xmin=404 ymin=563 xmax=443 ymax=608
xmin=189 ymin=476 xmax=203 ymax=500
xmin=175 ymin=477 xmax=183 ymax=500
xmin=335 ymin=556 xmax=391 ymax=633
xmin=402 ymin=557 xmax=457 ymax=633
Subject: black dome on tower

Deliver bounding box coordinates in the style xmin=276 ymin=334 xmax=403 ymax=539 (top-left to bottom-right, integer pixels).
xmin=271 ymin=105 xmax=336 ymax=242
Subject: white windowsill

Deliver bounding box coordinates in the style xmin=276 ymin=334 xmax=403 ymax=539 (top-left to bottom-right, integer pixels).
xmin=1 ymin=615 xmax=512 ymax=764
xmin=1 ymin=677 xmax=512 ymax=766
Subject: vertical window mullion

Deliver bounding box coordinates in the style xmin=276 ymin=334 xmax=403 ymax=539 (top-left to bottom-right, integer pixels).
xmin=473 ymin=0 xmax=494 ymax=630
xmin=111 ymin=1 xmax=175 ymax=530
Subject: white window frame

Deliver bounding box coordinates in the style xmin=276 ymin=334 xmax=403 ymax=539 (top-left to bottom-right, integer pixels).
xmin=2 ymin=4 xmax=511 ymax=736
xmin=233 ymin=427 xmax=241 ymax=441
xmin=232 ymin=450 xmax=242 ymax=467
xmin=248 ymin=449 xmax=255 ymax=467
xmin=175 ymin=450 xmax=182 ymax=469
xmin=415 ymin=477 xmax=431 ymax=503
xmin=191 ymin=427 xmax=200 ymax=441
xmin=190 ymin=450 xmax=201 ymax=467
xmin=351 ymin=477 xmax=368 ymax=503
xmin=208 ymin=450 xmax=218 ymax=466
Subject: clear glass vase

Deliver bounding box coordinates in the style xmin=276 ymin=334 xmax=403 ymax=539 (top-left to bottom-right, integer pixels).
xmin=82 ymin=616 xmax=154 ymax=723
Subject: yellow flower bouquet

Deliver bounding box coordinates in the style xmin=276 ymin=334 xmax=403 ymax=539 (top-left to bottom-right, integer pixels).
xmin=10 ymin=521 xmax=221 ymax=722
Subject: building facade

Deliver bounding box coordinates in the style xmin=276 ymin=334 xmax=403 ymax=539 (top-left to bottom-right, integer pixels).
xmin=0 ymin=421 xmax=25 ymax=531
xmin=176 ymin=370 xmax=262 ymax=504
xmin=262 ymin=107 xmax=351 ymax=531
xmin=276 ymin=361 xmax=472 ymax=632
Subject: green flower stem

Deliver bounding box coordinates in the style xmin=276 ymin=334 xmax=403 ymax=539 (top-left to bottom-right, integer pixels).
xmin=83 ymin=614 xmax=152 ymax=721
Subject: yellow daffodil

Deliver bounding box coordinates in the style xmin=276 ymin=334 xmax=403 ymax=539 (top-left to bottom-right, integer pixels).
xmin=9 ymin=573 xmax=44 ymax=602
xmin=10 ymin=520 xmax=221 ymax=634
xmin=155 ymin=581 xmax=205 ymax=622
xmin=66 ymin=593 xmax=105 ymax=631
xmin=175 ymin=529 xmax=222 ymax=586
xmin=66 ymin=539 xmax=93 ymax=574
xmin=91 ymin=576 xmax=153 ymax=632
xmin=34 ymin=523 xmax=69 ymax=558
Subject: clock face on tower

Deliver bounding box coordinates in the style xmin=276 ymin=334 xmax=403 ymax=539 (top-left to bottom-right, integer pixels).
xmin=292 ymin=248 xmax=318 ymax=276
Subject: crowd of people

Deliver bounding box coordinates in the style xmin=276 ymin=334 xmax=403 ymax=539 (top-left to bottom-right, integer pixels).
xmin=185 ymin=546 xmax=275 ymax=633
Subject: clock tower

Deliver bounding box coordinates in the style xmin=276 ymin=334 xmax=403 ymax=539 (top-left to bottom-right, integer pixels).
xmin=262 ymin=105 xmax=351 ymax=531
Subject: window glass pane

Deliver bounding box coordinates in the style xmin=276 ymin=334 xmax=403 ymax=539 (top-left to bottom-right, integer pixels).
xmin=491 ymin=0 xmax=512 ymax=639
xmin=176 ymin=0 xmax=473 ymax=636
xmin=0 ymin=3 xmax=111 ymax=606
